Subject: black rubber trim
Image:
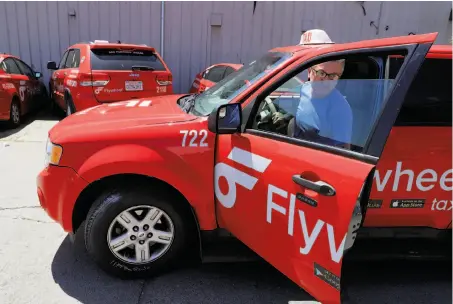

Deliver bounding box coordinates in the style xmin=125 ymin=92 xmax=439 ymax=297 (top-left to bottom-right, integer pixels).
xmin=393 ymin=122 xmax=452 ymax=127
xmin=246 ymin=129 xmax=378 ymax=164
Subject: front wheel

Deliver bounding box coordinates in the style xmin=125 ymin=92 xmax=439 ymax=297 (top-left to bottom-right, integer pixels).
xmin=8 ymin=99 xmax=21 ymax=128
xmin=84 ymin=189 xmax=192 ymax=279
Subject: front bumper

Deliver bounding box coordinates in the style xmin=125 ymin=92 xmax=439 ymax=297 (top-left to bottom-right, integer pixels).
xmin=37 ymin=165 xmax=88 ymax=232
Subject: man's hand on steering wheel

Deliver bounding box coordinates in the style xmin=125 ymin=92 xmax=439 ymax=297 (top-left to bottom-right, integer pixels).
xmin=272 ymin=112 xmax=286 ymax=126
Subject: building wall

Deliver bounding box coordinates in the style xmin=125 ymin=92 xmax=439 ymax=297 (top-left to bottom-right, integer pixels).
xmin=0 ymin=1 xmax=451 ymax=94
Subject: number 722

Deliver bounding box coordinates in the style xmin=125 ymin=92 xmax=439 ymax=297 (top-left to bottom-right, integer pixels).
xmin=180 ymin=130 xmax=209 ymax=147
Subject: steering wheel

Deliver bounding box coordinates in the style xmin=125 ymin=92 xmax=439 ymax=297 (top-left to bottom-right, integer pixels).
xmin=264 ymin=97 xmax=277 ymax=114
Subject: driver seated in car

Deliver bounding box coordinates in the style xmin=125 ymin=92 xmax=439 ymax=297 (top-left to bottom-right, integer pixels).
xmin=272 ymin=59 xmax=353 ymax=149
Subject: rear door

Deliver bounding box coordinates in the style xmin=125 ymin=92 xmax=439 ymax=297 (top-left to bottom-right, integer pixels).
xmin=365 ymin=55 xmax=453 ymax=230
xmin=88 ymin=47 xmax=172 ymax=103
xmin=213 ymin=33 xmax=437 ymax=303
xmin=14 ymin=58 xmax=42 ymax=112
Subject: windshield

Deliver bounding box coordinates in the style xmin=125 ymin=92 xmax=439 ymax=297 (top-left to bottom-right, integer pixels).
xmin=192 ymin=52 xmax=292 ymax=116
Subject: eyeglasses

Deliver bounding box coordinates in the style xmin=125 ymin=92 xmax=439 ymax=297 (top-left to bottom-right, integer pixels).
xmin=310 ymin=67 xmax=341 ymax=80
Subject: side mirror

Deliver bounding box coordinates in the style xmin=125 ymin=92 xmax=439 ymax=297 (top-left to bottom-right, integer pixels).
xmin=47 ymin=61 xmax=57 ymax=70
xmin=35 ymin=72 xmax=42 ymax=78
xmin=208 ymin=103 xmax=242 ymax=134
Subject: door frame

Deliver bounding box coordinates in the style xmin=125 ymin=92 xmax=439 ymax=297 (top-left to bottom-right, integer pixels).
xmin=212 ymin=37 xmax=436 ymax=303
xmin=237 ymin=43 xmax=433 ymax=164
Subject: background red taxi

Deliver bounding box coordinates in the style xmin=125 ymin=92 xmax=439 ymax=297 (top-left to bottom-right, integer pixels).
xmin=0 ymin=54 xmax=48 ymax=127
xmin=47 ymin=40 xmax=173 ymax=116
xmin=189 ymin=63 xmax=243 ymax=93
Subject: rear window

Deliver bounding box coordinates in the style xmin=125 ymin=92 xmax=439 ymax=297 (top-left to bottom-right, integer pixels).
xmin=390 ymin=57 xmax=452 ymax=126
xmin=90 ymin=48 xmax=166 ymax=71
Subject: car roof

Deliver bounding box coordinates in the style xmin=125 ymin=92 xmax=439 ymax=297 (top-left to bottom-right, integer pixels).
xmin=428 ymin=45 xmax=452 ymax=54
xmin=0 ymin=53 xmax=19 ymax=60
xmin=210 ymin=63 xmax=243 ymax=70
xmin=271 ymin=38 xmax=452 ymax=58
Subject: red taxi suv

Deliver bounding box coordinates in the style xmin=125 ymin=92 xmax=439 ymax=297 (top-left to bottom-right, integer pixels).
xmin=0 ymin=54 xmax=48 ymax=127
xmin=37 ymin=32 xmax=449 ymax=304
xmin=47 ymin=40 xmax=173 ymax=116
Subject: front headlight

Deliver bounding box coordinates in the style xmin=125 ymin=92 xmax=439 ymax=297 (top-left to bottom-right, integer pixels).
xmin=44 ymin=138 xmax=63 ymax=167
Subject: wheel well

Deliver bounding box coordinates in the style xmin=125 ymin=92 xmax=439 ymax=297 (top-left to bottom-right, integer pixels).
xmin=64 ymin=90 xmax=76 ymax=112
xmin=11 ymin=95 xmax=20 ymax=111
xmin=72 ymin=173 xmax=201 ymax=259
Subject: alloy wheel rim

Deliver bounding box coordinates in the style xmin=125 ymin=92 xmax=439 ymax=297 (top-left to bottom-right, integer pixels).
xmin=12 ymin=104 xmax=19 ymax=124
xmin=107 ymin=205 xmax=175 ymax=265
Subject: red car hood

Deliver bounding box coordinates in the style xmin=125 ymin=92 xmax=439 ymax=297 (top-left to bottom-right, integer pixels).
xmin=49 ymin=95 xmax=196 ymax=142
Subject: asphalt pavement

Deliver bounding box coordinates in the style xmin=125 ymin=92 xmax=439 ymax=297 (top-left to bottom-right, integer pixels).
xmin=0 ymin=110 xmax=451 ymax=304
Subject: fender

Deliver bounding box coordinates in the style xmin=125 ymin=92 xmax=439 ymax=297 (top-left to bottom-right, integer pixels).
xmin=76 ymin=144 xmax=217 ymax=230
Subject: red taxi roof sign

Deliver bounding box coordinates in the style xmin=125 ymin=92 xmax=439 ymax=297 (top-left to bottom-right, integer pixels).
xmin=299 ymin=29 xmax=335 ymax=45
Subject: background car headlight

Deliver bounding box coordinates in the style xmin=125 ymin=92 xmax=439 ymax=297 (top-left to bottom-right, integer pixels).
xmin=44 ymin=138 xmax=63 ymax=167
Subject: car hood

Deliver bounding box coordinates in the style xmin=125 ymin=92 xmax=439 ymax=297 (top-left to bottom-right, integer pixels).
xmin=49 ymin=94 xmax=196 ymax=142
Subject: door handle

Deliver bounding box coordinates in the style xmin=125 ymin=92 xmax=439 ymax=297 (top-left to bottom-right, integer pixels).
xmin=292 ymin=175 xmax=336 ymax=196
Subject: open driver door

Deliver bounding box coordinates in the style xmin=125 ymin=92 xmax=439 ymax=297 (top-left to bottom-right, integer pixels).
xmin=209 ymin=33 xmax=438 ymax=303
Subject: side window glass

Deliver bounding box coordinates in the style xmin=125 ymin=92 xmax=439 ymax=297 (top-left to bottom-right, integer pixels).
xmin=223 ymin=67 xmax=235 ymax=78
xmin=68 ymin=49 xmax=80 ymax=68
xmin=15 ymin=59 xmax=34 ymax=78
xmin=64 ymin=50 xmax=75 ymax=69
xmin=59 ymin=51 xmax=69 ymax=69
xmin=206 ymin=66 xmax=227 ymax=82
xmin=0 ymin=61 xmax=7 ymax=73
xmin=249 ymin=55 xmax=404 ymax=153
xmin=3 ymin=58 xmax=22 ymax=75
xmin=394 ymin=58 xmax=452 ymax=126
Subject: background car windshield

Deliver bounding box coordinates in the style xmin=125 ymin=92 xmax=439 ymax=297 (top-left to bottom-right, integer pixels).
xmin=193 ymin=52 xmax=291 ymax=116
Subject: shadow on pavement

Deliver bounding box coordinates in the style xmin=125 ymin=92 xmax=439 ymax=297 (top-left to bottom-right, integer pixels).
xmin=51 ymin=226 xmax=452 ymax=304
xmin=50 ymin=226 xmax=310 ymax=304
xmin=0 ymin=108 xmax=61 ymax=140
xmin=343 ymin=258 xmax=452 ymax=304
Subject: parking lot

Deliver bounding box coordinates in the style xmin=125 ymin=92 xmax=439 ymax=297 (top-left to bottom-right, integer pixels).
xmin=0 ymin=109 xmax=451 ymax=304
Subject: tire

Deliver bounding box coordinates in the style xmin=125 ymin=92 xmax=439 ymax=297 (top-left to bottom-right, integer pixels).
xmin=65 ymin=96 xmax=75 ymax=116
xmin=8 ymin=98 xmax=21 ymax=128
xmin=39 ymin=85 xmax=49 ymax=110
xmin=84 ymin=188 xmax=192 ymax=279
xmin=48 ymin=84 xmax=58 ymax=114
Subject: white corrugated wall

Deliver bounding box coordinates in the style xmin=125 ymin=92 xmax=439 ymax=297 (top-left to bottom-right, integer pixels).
xmin=0 ymin=1 xmax=451 ymax=93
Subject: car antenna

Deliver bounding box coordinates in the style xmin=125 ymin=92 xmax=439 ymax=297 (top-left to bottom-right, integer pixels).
xmin=117 ymin=40 xmax=121 ymax=44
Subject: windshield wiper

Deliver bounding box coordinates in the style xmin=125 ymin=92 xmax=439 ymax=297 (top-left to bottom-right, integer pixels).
xmin=131 ymin=65 xmax=155 ymax=71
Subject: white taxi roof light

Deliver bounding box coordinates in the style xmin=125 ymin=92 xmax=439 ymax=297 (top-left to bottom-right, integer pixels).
xmin=299 ymin=29 xmax=335 ymax=45
xmin=93 ymin=40 xmax=109 ymax=44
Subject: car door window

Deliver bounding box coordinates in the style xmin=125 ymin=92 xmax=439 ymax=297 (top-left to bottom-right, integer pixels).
xmin=0 ymin=61 xmax=7 ymax=73
xmin=249 ymin=54 xmax=404 ymax=153
xmin=391 ymin=58 xmax=452 ymax=126
xmin=3 ymin=58 xmax=22 ymax=75
xmin=58 ymin=51 xmax=69 ymax=69
xmin=63 ymin=50 xmax=75 ymax=69
xmin=223 ymin=66 xmax=235 ymax=78
xmin=205 ymin=66 xmax=227 ymax=83
xmin=65 ymin=49 xmax=80 ymax=68
xmin=14 ymin=59 xmax=35 ymax=78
